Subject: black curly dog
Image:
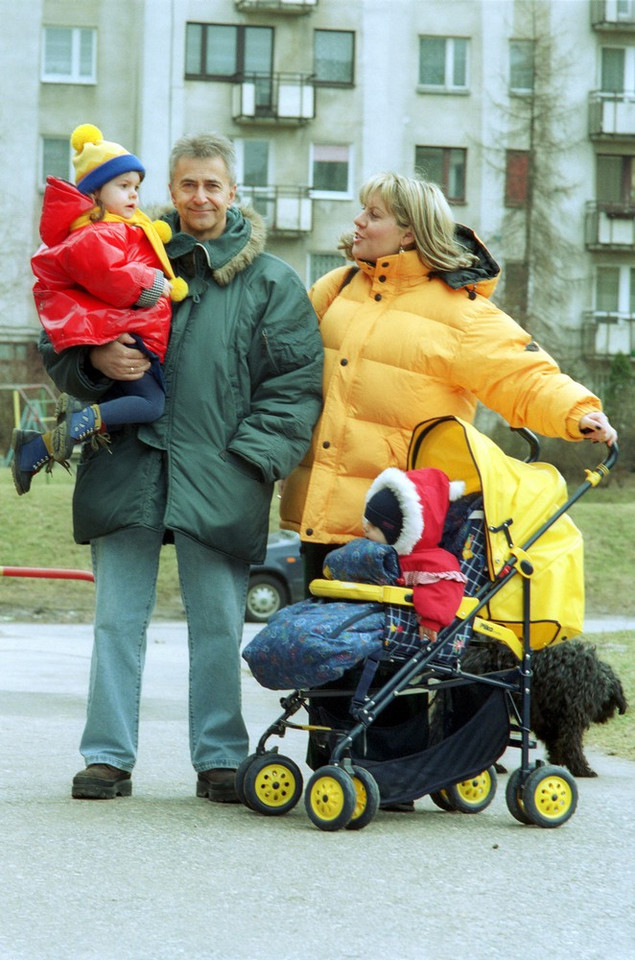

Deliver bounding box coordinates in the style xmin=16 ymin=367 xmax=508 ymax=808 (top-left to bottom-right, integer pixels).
xmin=450 ymin=639 xmax=628 ymax=777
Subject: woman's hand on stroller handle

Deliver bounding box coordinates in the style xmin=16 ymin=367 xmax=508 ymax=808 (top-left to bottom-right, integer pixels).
xmin=579 ymin=412 xmax=617 ymax=446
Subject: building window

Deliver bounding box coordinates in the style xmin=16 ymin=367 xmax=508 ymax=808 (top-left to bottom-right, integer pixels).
xmin=510 ymin=40 xmax=534 ymax=92
xmin=41 ymin=26 xmax=96 ymax=83
xmin=236 ymin=139 xmax=270 ymax=217
xmin=239 ymin=139 xmax=269 ymax=187
xmin=310 ymin=144 xmax=352 ymax=197
xmin=502 ymin=261 xmax=529 ymax=319
xmin=595 ymin=264 xmax=635 ymax=317
xmin=415 ymin=146 xmax=466 ymax=203
xmin=597 ymin=154 xmax=635 ymax=206
xmin=601 ymin=45 xmax=635 ymax=94
xmin=185 ymin=23 xmax=273 ymax=80
xmin=418 ymin=36 xmax=468 ymax=91
xmin=41 ymin=137 xmax=71 ymax=185
xmin=313 ymin=30 xmax=354 ymax=85
xmin=505 ymin=150 xmax=530 ymax=206
xmin=309 ymin=253 xmax=346 ymax=287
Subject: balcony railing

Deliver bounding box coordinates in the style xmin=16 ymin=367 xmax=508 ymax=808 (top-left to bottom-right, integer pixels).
xmin=591 ymin=0 xmax=635 ymax=29
xmin=238 ymin=186 xmax=313 ymax=234
xmin=235 ymin=0 xmax=317 ymax=12
xmin=583 ymin=312 xmax=635 ymax=359
xmin=589 ymin=91 xmax=635 ymax=137
xmin=585 ymin=201 xmax=635 ymax=248
xmin=233 ymin=72 xmax=315 ymax=124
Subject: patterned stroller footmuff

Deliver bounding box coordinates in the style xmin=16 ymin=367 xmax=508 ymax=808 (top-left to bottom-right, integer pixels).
xmin=242 ymin=539 xmax=418 ymax=690
xmin=242 ymin=502 xmax=488 ymax=689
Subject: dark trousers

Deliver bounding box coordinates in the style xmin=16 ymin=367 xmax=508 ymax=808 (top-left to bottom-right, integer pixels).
xmin=301 ymin=541 xmax=345 ymax=597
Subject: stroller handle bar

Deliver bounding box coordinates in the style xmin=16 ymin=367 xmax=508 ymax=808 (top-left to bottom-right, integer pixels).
xmin=511 ymin=426 xmax=541 ymax=463
xmin=510 ymin=428 xmax=618 ymax=474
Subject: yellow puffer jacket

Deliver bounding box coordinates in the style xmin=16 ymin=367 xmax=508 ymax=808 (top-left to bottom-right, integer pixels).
xmin=280 ymin=238 xmax=601 ymax=546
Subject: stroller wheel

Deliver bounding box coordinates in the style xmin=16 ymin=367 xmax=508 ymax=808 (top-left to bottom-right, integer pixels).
xmin=505 ymin=768 xmax=533 ymax=824
xmin=445 ymin=766 xmax=498 ymax=814
xmin=346 ymin=767 xmax=381 ymax=831
xmin=235 ymin=753 xmax=259 ymax=808
xmin=305 ymin=765 xmax=357 ymax=832
xmin=243 ymin=755 xmax=304 ymax=816
xmin=430 ymin=789 xmax=456 ymax=812
xmin=521 ymin=765 xmax=578 ymax=828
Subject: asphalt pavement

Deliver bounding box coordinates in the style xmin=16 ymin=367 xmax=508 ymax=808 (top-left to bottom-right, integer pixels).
xmin=1 ymin=618 xmax=633 ymax=960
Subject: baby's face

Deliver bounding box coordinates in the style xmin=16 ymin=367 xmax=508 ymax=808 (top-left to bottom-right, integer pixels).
xmin=362 ymin=517 xmax=388 ymax=544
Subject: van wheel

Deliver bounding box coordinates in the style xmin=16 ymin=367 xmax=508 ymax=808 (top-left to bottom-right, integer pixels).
xmin=245 ymin=574 xmax=288 ymax=623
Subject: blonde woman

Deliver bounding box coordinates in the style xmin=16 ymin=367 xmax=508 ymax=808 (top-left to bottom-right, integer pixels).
xmin=280 ymin=171 xmax=616 ymax=586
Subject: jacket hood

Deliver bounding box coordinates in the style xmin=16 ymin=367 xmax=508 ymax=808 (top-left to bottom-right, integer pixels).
xmin=432 ymin=224 xmax=501 ymax=294
xmin=164 ymin=204 xmax=266 ymax=287
xmin=365 ymin=467 xmax=465 ymax=556
xmin=39 ymin=177 xmax=95 ymax=248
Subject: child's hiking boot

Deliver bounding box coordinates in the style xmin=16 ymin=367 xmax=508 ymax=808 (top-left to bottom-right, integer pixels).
xmin=10 ymin=429 xmax=55 ymax=496
xmin=54 ymin=392 xmax=85 ymax=424
xmin=51 ymin=395 xmax=103 ymax=463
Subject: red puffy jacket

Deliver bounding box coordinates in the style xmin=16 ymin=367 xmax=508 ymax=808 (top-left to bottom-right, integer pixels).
xmin=32 ymin=177 xmax=171 ymax=361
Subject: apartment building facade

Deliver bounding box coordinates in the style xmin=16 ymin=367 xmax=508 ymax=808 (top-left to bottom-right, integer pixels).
xmin=2 ymin=0 xmax=634 ymax=396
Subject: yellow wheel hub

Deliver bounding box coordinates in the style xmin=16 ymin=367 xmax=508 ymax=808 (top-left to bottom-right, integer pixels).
xmin=456 ymin=771 xmax=490 ymax=803
xmin=309 ymin=775 xmax=347 ymax=821
xmin=530 ymin=774 xmax=573 ymax=820
xmin=253 ymin=764 xmax=298 ymax=808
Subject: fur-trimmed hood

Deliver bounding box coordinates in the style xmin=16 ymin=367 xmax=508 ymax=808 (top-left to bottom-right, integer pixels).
xmin=163 ymin=203 xmax=267 ymax=287
xmin=364 ymin=467 xmax=465 ymax=556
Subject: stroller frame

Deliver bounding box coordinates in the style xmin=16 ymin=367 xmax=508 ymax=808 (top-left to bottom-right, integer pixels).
xmin=239 ymin=423 xmax=617 ymax=832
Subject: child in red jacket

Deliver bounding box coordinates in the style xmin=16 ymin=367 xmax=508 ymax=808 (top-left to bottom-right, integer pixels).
xmin=363 ymin=466 xmax=467 ymax=642
xmin=11 ymin=123 xmax=188 ymax=495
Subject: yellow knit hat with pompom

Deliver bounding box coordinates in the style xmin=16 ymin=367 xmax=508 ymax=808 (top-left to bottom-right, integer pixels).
xmin=72 ymin=123 xmax=145 ymax=195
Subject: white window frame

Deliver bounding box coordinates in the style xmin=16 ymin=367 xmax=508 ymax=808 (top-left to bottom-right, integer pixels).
xmin=41 ymin=26 xmax=97 ymax=84
xmin=418 ymin=36 xmax=469 ymax=93
xmin=309 ymin=144 xmax=353 ymax=200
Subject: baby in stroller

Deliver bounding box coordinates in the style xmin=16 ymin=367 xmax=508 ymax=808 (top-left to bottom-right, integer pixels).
xmin=243 ymin=465 xmax=478 ymax=691
xmin=360 ymin=466 xmax=467 ymax=644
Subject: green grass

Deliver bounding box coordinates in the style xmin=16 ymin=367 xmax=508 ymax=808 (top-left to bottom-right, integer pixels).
xmin=0 ymin=467 xmax=632 ymax=761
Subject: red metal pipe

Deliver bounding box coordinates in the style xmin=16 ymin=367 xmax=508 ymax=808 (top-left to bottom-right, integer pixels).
xmin=0 ymin=566 xmax=94 ymax=582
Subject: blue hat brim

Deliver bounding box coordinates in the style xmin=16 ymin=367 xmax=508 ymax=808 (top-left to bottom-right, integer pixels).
xmin=77 ymin=154 xmax=145 ymax=195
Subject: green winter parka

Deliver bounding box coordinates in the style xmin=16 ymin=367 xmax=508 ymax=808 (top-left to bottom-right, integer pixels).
xmin=39 ymin=205 xmax=324 ymax=564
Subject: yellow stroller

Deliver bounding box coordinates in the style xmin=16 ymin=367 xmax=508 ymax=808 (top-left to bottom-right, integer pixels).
xmin=240 ymin=416 xmax=617 ymax=831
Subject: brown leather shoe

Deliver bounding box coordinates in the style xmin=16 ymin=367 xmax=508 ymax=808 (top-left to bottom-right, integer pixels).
xmin=196 ymin=768 xmax=239 ymax=803
xmin=72 ymin=763 xmax=132 ymax=800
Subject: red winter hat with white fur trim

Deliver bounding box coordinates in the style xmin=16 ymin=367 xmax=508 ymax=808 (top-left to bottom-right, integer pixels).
xmin=364 ymin=467 xmax=465 ymax=555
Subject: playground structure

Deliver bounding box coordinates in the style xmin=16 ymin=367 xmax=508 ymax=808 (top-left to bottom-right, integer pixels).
xmin=1 ymin=383 xmax=58 ymax=467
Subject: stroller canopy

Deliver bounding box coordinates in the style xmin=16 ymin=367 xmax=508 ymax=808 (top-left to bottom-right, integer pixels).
xmin=408 ymin=417 xmax=584 ymax=647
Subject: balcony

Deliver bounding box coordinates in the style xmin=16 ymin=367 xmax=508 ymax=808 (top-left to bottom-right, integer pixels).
xmin=233 ymin=72 xmax=315 ymax=125
xmin=235 ymin=0 xmax=317 ymax=12
xmin=583 ymin=313 xmax=635 ymax=359
xmin=589 ymin=91 xmax=635 ymax=138
xmin=591 ymin=0 xmax=635 ymax=29
xmin=585 ymin=201 xmax=635 ymax=249
xmin=238 ymin=186 xmax=312 ymax=235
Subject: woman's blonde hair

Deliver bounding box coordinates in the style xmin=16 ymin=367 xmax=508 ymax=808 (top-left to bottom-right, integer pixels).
xmin=340 ymin=171 xmax=478 ymax=271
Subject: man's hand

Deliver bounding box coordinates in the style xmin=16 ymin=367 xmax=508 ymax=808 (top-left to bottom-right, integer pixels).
xmin=89 ymin=334 xmax=151 ymax=381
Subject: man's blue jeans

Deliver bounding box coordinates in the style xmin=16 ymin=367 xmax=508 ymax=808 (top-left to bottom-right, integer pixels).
xmin=80 ymin=526 xmax=250 ymax=772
